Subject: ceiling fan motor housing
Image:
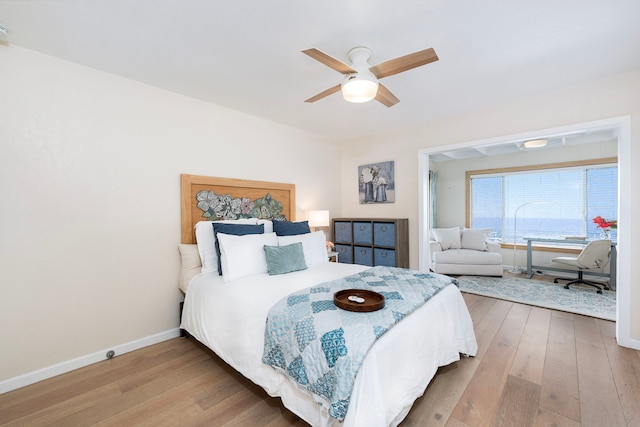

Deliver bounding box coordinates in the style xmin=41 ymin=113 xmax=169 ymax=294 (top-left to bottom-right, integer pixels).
xmin=341 ymin=47 xmax=379 ymax=102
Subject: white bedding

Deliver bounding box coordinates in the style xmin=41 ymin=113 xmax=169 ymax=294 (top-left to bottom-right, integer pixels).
xmin=180 ymin=262 xmax=477 ymax=427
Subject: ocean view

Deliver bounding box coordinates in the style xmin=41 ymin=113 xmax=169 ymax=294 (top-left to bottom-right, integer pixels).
xmin=472 ymin=217 xmax=618 ymax=242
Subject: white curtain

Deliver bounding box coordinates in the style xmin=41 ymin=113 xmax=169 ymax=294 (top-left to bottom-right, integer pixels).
xmin=429 ymin=170 xmax=438 ymax=228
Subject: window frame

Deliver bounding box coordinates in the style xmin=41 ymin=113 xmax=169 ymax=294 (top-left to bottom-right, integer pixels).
xmin=465 ymin=156 xmax=618 ymax=251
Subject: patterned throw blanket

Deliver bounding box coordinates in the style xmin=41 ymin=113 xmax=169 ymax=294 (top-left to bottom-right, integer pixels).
xmin=262 ymin=266 xmax=455 ymax=421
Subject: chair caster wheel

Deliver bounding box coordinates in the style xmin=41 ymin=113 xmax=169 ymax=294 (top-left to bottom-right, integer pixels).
xmin=564 ymin=285 xmax=570 ymax=290
xmin=597 ymin=290 xmax=603 ymax=294
xmin=554 ymin=279 xmax=559 ymax=283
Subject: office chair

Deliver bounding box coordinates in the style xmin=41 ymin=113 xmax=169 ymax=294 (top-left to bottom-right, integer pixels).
xmin=552 ymin=239 xmax=611 ymax=294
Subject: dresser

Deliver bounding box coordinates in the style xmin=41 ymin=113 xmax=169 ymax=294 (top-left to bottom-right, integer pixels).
xmin=332 ymin=218 xmax=409 ymax=268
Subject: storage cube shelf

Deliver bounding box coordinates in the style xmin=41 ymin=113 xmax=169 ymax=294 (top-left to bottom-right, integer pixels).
xmin=332 ymin=218 xmax=409 ymax=268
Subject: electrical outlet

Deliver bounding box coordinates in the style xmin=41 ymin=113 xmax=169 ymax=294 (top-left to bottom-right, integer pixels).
xmin=543 ymin=256 xmax=550 ymax=264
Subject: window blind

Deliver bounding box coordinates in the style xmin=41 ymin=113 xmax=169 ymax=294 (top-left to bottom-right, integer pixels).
xmin=470 ymin=165 xmax=617 ymax=242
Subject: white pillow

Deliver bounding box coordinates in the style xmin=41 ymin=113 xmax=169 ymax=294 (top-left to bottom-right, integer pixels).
xmin=194 ymin=219 xmax=258 ymax=274
xmin=432 ymin=227 xmax=461 ymax=250
xmin=461 ymin=228 xmax=492 ymax=251
xmin=217 ymin=232 xmax=278 ymax=282
xmin=178 ymin=244 xmax=201 ymax=293
xmin=277 ymin=231 xmax=328 ymax=266
xmin=257 ymin=219 xmax=273 ymax=233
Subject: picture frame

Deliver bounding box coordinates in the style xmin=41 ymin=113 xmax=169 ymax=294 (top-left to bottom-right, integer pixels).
xmin=358 ymin=161 xmax=395 ymax=204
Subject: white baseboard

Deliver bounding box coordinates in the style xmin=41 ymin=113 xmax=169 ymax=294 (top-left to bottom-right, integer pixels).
xmin=617 ymin=335 xmax=640 ymax=351
xmin=0 ymin=328 xmax=181 ymax=395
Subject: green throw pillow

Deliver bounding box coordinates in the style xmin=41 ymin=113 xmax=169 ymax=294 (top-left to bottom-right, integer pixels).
xmin=264 ymin=242 xmax=308 ymax=275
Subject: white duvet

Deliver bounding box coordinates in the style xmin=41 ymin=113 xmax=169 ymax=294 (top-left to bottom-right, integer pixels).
xmin=181 ymin=263 xmax=477 ymax=427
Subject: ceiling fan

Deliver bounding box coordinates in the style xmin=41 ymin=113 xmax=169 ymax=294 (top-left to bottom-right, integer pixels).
xmin=302 ymin=46 xmax=438 ymax=107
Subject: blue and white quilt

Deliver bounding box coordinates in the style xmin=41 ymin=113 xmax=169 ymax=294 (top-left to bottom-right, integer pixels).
xmin=262 ymin=266 xmax=455 ymax=421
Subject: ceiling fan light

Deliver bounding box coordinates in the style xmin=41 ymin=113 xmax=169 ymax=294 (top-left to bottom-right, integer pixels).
xmin=341 ymin=73 xmax=378 ymax=103
xmin=523 ymin=138 xmax=548 ymax=148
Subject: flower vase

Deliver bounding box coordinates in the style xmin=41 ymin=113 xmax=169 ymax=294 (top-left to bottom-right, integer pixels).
xmin=600 ymin=229 xmax=611 ymax=239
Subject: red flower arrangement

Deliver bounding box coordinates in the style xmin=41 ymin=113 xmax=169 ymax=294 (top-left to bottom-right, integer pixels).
xmin=592 ymin=216 xmax=617 ymax=230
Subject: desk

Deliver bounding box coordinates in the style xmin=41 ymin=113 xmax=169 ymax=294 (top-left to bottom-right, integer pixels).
xmin=524 ymin=237 xmax=617 ymax=290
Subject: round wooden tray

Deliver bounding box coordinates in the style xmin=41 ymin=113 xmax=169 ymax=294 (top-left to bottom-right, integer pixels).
xmin=334 ymin=289 xmax=385 ymax=312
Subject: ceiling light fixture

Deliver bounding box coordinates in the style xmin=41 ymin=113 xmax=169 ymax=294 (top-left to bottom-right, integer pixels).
xmin=523 ymin=138 xmax=548 ymax=148
xmin=341 ymin=73 xmax=378 ymax=103
xmin=341 ymin=47 xmax=379 ymax=103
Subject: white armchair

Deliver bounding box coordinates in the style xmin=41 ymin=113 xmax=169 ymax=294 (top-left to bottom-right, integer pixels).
xmin=429 ymin=227 xmax=503 ymax=276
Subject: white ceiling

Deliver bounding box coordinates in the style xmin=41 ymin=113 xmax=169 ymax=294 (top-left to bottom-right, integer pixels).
xmin=1 ymin=0 xmax=639 ymax=143
xmin=429 ymin=128 xmax=619 ymax=162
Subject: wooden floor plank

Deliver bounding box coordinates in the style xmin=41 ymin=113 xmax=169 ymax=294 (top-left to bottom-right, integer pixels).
xmin=539 ymin=315 xmax=581 ymax=422
xmin=263 ymin=408 xmax=307 ymax=427
xmin=117 ymin=396 xmax=206 ymax=427
xmin=462 ymin=292 xmax=496 ymax=329
xmin=450 ymin=303 xmax=531 ymax=426
xmin=51 ymin=357 xmax=217 ymax=426
xmin=470 ymin=298 xmax=514 ymax=359
xmin=0 ymin=339 xmax=182 ymax=408
xmin=194 ymin=386 xmax=266 ymax=426
xmin=219 ymin=396 xmax=291 ymax=427
xmin=115 ymin=345 xmax=207 ymax=393
xmin=0 ymin=346 xmax=197 ymax=424
xmin=403 ymin=356 xmax=480 ymax=427
xmin=598 ymin=319 xmax=640 ymax=426
xmin=490 ymin=375 xmax=540 ymax=427
xmin=574 ymin=315 xmax=626 ymax=426
xmin=445 ymin=418 xmax=473 ymax=427
xmin=93 ymin=371 xmax=220 ymax=426
xmin=3 ymin=383 xmax=122 ymax=427
xmin=509 ymin=306 xmax=551 ymax=385
xmin=532 ymin=407 xmax=581 ymax=427
xmin=1 ymin=295 xmax=639 ymax=426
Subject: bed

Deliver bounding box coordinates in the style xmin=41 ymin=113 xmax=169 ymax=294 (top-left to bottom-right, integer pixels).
xmin=178 ymin=174 xmax=478 ymax=426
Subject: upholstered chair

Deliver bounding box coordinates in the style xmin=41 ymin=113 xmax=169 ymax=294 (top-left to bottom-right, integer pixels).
xmin=552 ymin=239 xmax=612 ymax=294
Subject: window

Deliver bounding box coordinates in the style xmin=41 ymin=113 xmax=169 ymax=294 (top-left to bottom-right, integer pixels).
xmin=468 ymin=160 xmax=618 ymax=243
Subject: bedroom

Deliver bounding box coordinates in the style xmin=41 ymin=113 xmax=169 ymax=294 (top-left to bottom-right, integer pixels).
xmin=1 ymin=1 xmax=639 ymax=425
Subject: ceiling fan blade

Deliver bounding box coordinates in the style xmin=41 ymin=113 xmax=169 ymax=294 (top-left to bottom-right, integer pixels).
xmin=375 ymin=84 xmax=400 ymax=107
xmin=305 ymin=84 xmax=342 ymax=103
xmin=302 ymin=48 xmax=357 ymax=75
xmin=369 ymin=48 xmax=439 ymax=79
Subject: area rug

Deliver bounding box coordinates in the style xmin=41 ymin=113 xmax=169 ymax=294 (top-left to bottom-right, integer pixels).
xmin=455 ymin=275 xmax=616 ymax=321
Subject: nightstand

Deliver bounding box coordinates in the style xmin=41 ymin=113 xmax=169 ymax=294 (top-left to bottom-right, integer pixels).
xmin=327 ymin=251 xmax=339 ymax=262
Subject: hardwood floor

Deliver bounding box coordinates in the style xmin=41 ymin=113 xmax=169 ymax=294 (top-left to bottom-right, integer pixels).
xmin=2 ymin=294 xmax=639 ymax=426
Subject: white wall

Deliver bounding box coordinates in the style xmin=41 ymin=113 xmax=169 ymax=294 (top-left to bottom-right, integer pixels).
xmin=340 ymin=70 xmax=640 ymax=342
xmin=0 ymin=46 xmax=341 ymax=385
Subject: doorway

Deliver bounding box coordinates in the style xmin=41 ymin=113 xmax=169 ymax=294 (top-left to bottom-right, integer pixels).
xmin=418 ymin=116 xmax=635 ymax=349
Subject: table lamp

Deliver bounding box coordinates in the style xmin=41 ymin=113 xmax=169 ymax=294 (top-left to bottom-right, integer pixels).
xmin=308 ymin=210 xmax=330 ymax=232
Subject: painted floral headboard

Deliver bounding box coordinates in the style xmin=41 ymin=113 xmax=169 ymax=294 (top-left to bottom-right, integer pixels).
xmin=180 ymin=174 xmax=296 ymax=244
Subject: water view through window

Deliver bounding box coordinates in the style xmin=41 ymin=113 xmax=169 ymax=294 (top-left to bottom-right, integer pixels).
xmin=470 ymin=165 xmax=618 ymax=243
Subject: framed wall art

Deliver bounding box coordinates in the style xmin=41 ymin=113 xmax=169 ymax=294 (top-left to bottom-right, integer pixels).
xmin=358 ymin=160 xmax=395 ymax=204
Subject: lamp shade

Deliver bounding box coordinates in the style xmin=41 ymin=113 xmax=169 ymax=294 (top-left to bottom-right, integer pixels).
xmin=341 ymin=73 xmax=378 ymax=103
xmin=308 ymin=210 xmax=330 ymax=228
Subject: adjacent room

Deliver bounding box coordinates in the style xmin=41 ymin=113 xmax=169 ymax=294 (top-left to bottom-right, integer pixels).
xmin=424 ymin=127 xmax=619 ymax=320
xmin=1 ymin=1 xmax=639 ymax=426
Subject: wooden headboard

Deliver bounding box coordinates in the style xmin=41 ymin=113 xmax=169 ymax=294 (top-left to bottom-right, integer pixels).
xmin=181 ymin=174 xmax=296 ymax=244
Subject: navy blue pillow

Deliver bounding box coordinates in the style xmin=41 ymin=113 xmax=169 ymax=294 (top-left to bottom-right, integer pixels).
xmin=212 ymin=223 xmax=264 ymax=275
xmin=272 ymin=220 xmax=311 ymax=236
